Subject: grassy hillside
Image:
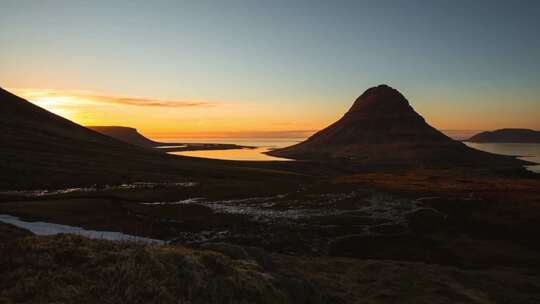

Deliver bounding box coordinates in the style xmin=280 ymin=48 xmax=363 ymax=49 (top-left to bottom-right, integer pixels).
xmin=0 ymin=88 xmax=308 ymax=190
xmin=1 ymin=226 xmax=538 ymax=303
xmin=0 ymin=232 xmax=329 ymax=304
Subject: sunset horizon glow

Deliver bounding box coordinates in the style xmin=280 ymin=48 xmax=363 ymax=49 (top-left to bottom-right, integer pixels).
xmin=2 ymin=1 xmax=539 ymax=137
xmin=6 ymin=86 xmax=538 ymax=140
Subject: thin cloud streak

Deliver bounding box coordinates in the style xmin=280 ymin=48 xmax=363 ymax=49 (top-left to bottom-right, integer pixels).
xmin=148 ymin=130 xmax=318 ymax=139
xmin=8 ymin=88 xmax=216 ymax=108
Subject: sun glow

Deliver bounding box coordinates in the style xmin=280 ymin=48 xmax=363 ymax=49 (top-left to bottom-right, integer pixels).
xmin=9 ymin=89 xmax=123 ymax=125
xmin=7 ymin=88 xmax=332 ymax=138
xmin=32 ymin=96 xmax=79 ymax=120
xmin=14 ymin=91 xmax=97 ymax=124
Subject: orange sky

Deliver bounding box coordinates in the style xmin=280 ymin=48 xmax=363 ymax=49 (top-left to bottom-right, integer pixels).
xmin=8 ymin=88 xmax=330 ymax=138
xmin=7 ymin=87 xmax=539 ymax=139
xmin=2 ymin=2 xmax=539 ymax=139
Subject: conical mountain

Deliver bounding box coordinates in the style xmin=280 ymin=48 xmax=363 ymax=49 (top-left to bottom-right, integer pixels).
xmin=268 ymin=85 xmax=530 ymax=167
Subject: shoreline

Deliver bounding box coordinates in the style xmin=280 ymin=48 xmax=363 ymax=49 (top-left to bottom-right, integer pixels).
xmin=154 ymin=143 xmax=256 ymax=153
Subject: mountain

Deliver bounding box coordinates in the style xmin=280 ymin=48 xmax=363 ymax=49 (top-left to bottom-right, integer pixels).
xmin=0 ymin=87 xmax=292 ymax=189
xmin=87 ymin=126 xmax=162 ymax=147
xmin=87 ymin=126 xmax=253 ymax=152
xmin=0 ymin=87 xmax=181 ymax=188
xmin=467 ymin=129 xmax=540 ymax=143
xmin=268 ymin=85 xmax=530 ymax=168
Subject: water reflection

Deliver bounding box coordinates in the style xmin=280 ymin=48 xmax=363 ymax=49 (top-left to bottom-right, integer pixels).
xmin=170 ymin=147 xmax=291 ymax=161
xmin=0 ymin=214 xmax=164 ymax=244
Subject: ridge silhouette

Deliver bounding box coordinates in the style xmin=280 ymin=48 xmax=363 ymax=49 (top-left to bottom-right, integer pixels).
xmin=268 ymin=85 xmax=530 ymax=168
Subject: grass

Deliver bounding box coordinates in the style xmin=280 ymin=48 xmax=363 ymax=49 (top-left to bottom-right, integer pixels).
xmin=3 ymin=230 xmax=537 ymax=304
xmin=273 ymin=255 xmax=540 ymax=303
xmin=0 ymin=234 xmax=328 ymax=304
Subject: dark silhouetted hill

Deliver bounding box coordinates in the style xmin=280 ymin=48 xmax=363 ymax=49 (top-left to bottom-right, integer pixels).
xmin=87 ymin=126 xmax=161 ymax=147
xmin=268 ymin=85 xmax=530 ymax=168
xmin=467 ymin=129 xmax=540 ymax=143
xmin=0 ymin=87 xmax=298 ymax=189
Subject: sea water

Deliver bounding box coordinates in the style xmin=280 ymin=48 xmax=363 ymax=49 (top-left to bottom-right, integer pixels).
xmin=163 ymin=138 xmax=300 ymax=161
xmin=464 ymin=142 xmax=540 ymax=173
xmin=154 ymin=137 xmax=540 ymax=172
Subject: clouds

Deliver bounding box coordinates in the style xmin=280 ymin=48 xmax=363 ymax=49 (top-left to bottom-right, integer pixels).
xmin=146 ymin=129 xmax=317 ymax=139
xmin=8 ymin=88 xmax=215 ymax=108
xmin=4 ymin=87 xmax=330 ymax=135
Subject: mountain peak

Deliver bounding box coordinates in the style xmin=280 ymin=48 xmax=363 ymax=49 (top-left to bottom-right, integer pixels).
xmin=348 ymin=84 xmax=410 ymax=114
xmin=267 ymin=85 xmax=529 ymax=168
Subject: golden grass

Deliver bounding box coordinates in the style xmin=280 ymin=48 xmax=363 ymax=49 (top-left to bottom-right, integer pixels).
xmin=0 ymin=234 xmax=327 ymax=304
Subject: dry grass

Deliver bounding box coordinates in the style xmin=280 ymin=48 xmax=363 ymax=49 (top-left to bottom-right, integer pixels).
xmin=333 ymin=169 xmax=540 ymax=196
xmin=0 ymin=234 xmax=327 ymax=304
xmin=274 ymin=255 xmax=540 ymax=304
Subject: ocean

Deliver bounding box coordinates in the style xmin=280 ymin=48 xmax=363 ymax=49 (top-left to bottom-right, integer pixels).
xmin=152 ymin=136 xmax=540 ymax=173
xmin=464 ymin=142 xmax=540 ymax=173
xmin=155 ymin=138 xmax=302 ymax=161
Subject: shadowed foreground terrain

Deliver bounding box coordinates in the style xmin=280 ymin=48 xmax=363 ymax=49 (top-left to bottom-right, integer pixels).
xmin=1 ymin=225 xmax=539 ymax=304
xmin=2 ymin=165 xmax=539 ymax=303
xmin=0 ymin=87 xmax=303 ymax=191
xmin=0 ymin=231 xmax=329 ymax=304
xmin=2 ymin=86 xmax=540 ymax=303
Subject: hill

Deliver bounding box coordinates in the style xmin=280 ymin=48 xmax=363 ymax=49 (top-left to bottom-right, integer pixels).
xmin=268 ymin=85 xmax=530 ymax=168
xmin=0 ymin=233 xmax=330 ymax=304
xmin=87 ymin=126 xmax=162 ymax=147
xmin=467 ymin=128 xmax=540 ymax=143
xmin=87 ymin=126 xmax=251 ymax=152
xmin=0 ymin=87 xmax=300 ymax=190
xmin=2 ymin=230 xmax=538 ymax=304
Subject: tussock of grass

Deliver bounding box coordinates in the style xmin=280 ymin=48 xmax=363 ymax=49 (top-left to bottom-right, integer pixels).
xmin=0 ymin=235 xmax=327 ymax=304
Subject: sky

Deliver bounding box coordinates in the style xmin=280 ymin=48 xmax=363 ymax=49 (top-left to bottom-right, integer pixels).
xmin=1 ymin=0 xmax=539 ymax=138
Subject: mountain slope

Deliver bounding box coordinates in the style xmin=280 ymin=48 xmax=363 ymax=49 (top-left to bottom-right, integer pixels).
xmin=0 ymin=87 xmax=298 ymax=189
xmin=268 ymin=85 xmax=530 ymax=168
xmin=87 ymin=126 xmax=162 ymax=147
xmin=467 ymin=129 xmax=540 ymax=143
